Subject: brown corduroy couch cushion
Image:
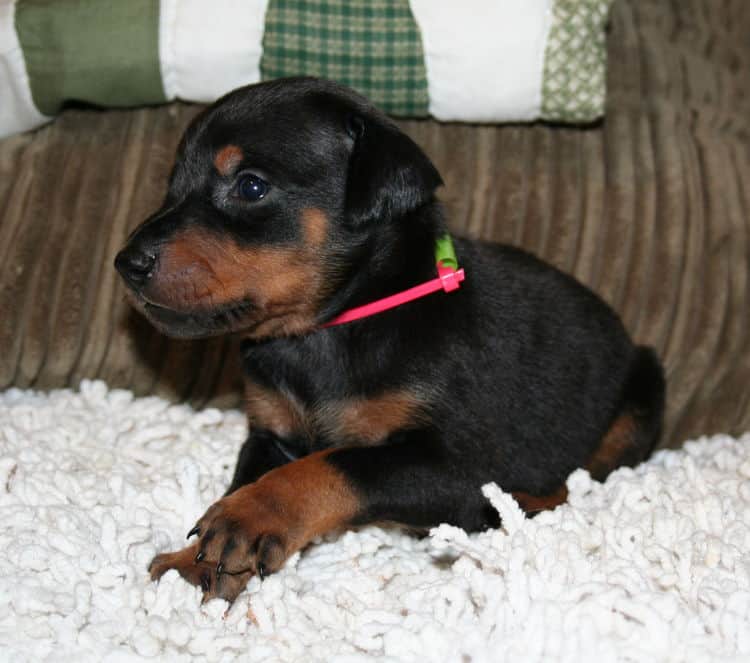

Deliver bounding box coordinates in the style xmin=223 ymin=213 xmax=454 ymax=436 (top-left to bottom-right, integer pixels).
xmin=1 ymin=0 xmax=748 ymax=447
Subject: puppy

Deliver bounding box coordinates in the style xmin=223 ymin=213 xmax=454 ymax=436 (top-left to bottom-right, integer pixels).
xmin=115 ymin=77 xmax=665 ymax=603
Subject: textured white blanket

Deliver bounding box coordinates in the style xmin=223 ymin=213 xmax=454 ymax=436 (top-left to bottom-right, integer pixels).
xmin=0 ymin=381 xmax=748 ymax=662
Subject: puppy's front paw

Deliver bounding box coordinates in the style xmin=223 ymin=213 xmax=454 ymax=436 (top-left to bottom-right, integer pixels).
xmin=149 ymin=453 xmax=348 ymax=605
xmin=187 ymin=483 xmax=294 ymax=587
xmin=148 ymin=539 xmax=254 ymax=603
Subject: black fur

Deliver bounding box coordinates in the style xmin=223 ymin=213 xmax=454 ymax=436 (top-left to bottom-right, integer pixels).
xmin=116 ymin=77 xmax=666 ymax=533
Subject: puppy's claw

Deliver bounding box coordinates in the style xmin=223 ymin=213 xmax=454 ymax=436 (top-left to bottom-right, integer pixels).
xmin=258 ymin=563 xmax=266 ymax=582
xmin=195 ymin=551 xmax=205 ymax=563
xmin=187 ymin=525 xmax=200 ymax=540
xmin=217 ymin=563 xmax=224 ymax=576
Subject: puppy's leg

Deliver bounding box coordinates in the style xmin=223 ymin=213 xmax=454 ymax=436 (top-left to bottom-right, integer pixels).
xmin=151 ymin=431 xmax=493 ymax=603
xmin=148 ymin=428 xmax=299 ymax=600
xmin=586 ymin=346 xmax=666 ymax=481
xmin=225 ymin=428 xmax=299 ymax=495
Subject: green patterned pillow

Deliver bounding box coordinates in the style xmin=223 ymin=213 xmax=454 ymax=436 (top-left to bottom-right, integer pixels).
xmin=262 ymin=1 xmax=429 ymax=117
xmin=1 ymin=0 xmax=613 ymax=138
xmin=541 ymin=0 xmax=612 ymax=122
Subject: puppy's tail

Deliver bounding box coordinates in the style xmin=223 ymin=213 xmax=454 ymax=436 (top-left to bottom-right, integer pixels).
xmin=588 ymin=346 xmax=666 ymax=481
xmin=624 ymin=345 xmax=666 ymax=455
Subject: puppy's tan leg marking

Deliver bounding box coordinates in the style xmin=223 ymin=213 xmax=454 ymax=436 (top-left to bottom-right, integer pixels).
xmin=150 ymin=450 xmax=360 ymax=603
xmin=511 ymin=485 xmax=569 ymax=514
xmin=586 ymin=413 xmax=638 ymax=481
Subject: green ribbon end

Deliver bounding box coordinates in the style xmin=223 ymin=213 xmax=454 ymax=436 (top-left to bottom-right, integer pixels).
xmin=434 ymin=233 xmax=459 ymax=270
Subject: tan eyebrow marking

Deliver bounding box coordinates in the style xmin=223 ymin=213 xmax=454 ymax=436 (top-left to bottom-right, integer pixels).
xmin=213 ymin=145 xmax=244 ymax=176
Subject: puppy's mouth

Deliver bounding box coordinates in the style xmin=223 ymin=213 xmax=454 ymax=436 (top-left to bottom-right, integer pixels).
xmin=127 ymin=290 xmax=257 ymax=339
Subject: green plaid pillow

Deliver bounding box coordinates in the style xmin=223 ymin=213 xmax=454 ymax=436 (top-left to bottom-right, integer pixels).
xmin=262 ymin=0 xmax=429 ymax=116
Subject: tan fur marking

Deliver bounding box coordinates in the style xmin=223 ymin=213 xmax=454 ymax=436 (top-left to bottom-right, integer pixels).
xmin=213 ymin=145 xmax=244 ymax=176
xmin=512 ymin=414 xmax=641 ymax=514
xmin=244 ymin=383 xmax=428 ymax=445
xmin=512 ymin=485 xmax=569 ymax=514
xmin=586 ymin=413 xmax=637 ymax=481
xmin=322 ymin=390 xmax=429 ymax=444
xmin=301 ymin=207 xmax=329 ymax=248
xmin=148 ymin=451 xmax=359 ymax=602
xmin=245 ymin=381 xmax=305 ymax=438
xmin=224 ymin=449 xmax=360 ymax=545
xmin=151 ymin=212 xmax=331 ymax=337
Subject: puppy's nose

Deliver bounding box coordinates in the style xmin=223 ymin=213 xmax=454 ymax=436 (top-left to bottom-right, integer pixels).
xmin=115 ymin=247 xmax=156 ymax=288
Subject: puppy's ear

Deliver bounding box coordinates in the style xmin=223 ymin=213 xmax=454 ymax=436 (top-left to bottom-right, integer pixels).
xmin=344 ymin=114 xmax=442 ymax=226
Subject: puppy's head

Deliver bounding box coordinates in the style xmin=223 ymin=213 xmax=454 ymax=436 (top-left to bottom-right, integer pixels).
xmin=115 ymin=77 xmax=442 ymax=339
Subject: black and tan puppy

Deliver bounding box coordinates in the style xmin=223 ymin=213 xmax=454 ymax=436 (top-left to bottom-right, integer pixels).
xmin=115 ymin=77 xmax=665 ymax=603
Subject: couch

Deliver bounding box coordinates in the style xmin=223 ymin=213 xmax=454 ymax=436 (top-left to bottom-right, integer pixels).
xmin=1 ymin=0 xmax=747 ymax=446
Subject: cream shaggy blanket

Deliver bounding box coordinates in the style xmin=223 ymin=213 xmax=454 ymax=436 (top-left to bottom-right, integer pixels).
xmin=0 ymin=381 xmax=748 ymax=662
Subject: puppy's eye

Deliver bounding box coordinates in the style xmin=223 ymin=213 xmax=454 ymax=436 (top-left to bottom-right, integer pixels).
xmin=237 ymin=174 xmax=268 ymax=202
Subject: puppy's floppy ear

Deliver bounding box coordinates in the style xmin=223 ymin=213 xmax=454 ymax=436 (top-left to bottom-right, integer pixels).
xmin=344 ymin=113 xmax=442 ymax=226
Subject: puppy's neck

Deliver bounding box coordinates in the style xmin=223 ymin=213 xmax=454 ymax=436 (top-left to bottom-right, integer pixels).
xmin=321 ymin=200 xmax=445 ymax=323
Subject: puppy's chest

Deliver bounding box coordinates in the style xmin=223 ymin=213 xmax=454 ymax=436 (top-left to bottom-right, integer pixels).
xmin=244 ymin=378 xmax=430 ymax=448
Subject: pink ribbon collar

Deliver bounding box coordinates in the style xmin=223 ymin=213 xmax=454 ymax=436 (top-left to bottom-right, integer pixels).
xmin=322 ymin=234 xmax=465 ymax=328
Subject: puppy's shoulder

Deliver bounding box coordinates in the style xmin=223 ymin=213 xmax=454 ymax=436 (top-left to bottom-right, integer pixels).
xmin=455 ymin=237 xmax=564 ymax=280
xmin=454 ymin=237 xmax=583 ymax=300
xmin=452 ymin=236 xmax=626 ymax=338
